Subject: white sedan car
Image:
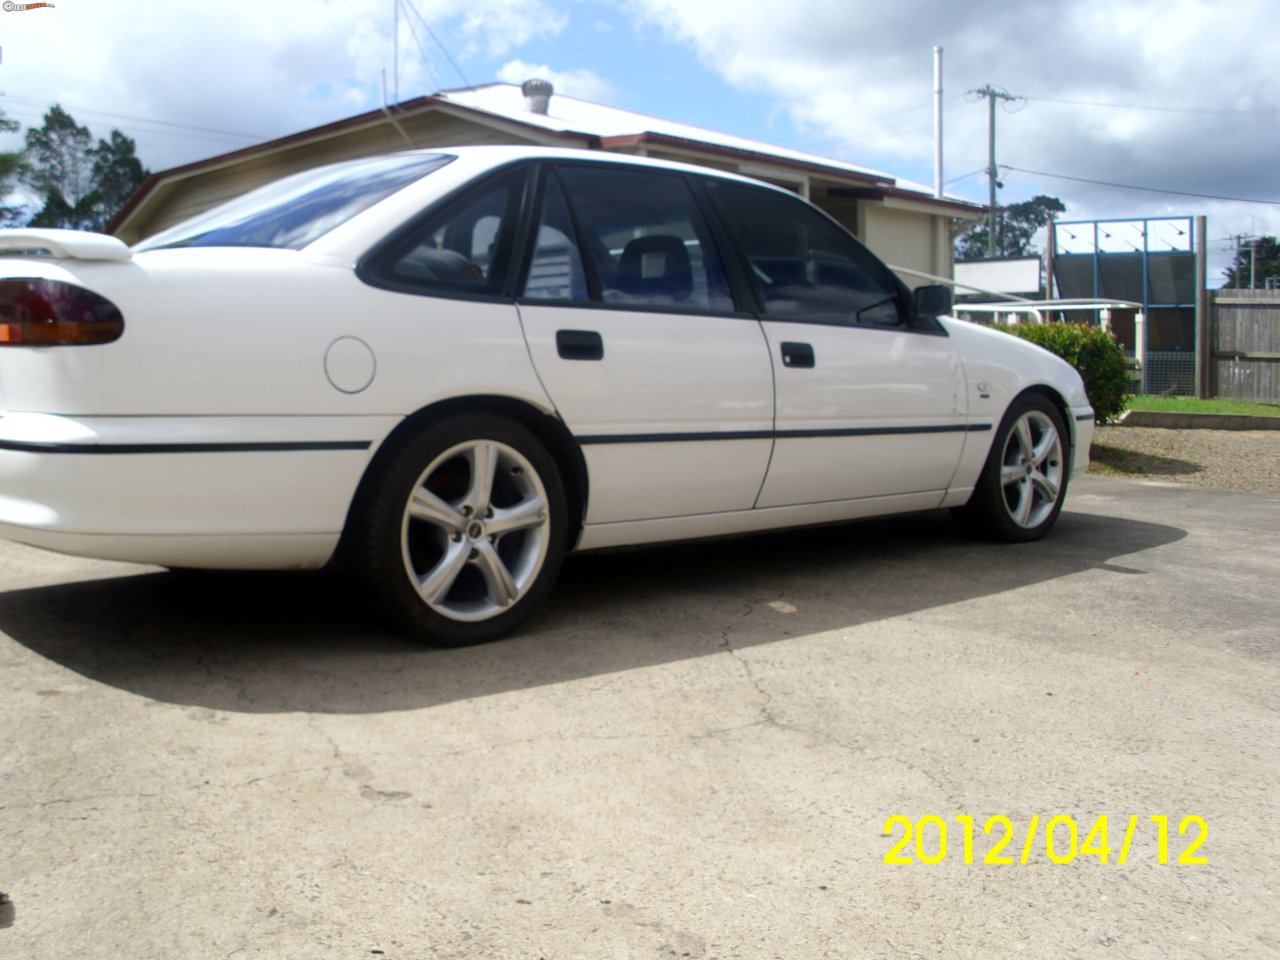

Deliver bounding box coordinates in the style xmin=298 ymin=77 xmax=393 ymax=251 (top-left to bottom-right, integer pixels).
xmin=0 ymin=146 xmax=1092 ymax=644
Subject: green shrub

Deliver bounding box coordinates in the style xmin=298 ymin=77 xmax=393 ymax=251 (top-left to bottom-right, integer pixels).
xmin=1005 ymin=322 xmax=1129 ymax=424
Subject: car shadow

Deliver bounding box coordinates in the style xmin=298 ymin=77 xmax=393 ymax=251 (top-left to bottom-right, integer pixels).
xmin=1088 ymin=442 xmax=1202 ymax=477
xmin=0 ymin=510 xmax=1186 ymax=714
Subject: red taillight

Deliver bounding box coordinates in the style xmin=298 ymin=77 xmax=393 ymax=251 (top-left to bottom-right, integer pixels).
xmin=0 ymin=278 xmax=124 ymax=346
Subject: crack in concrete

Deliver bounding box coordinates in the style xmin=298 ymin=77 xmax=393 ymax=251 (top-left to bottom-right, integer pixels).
xmin=715 ymin=597 xmax=872 ymax=759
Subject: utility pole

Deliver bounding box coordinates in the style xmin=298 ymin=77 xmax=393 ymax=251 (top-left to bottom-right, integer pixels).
xmin=970 ymin=85 xmax=1019 ymax=258
xmin=1234 ymin=234 xmax=1260 ymax=289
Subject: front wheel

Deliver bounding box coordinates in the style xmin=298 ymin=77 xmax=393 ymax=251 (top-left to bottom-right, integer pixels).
xmin=953 ymin=394 xmax=1070 ymax=542
xmin=351 ymin=414 xmax=568 ymax=646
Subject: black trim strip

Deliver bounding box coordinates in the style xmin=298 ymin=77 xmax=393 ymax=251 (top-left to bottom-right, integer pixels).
xmin=0 ymin=440 xmax=372 ymax=455
xmin=578 ymin=424 xmax=991 ymax=445
xmin=780 ymin=424 xmax=991 ymax=439
xmin=1075 ymin=414 xmax=1094 ymax=422
xmin=581 ymin=430 xmax=774 ymax=445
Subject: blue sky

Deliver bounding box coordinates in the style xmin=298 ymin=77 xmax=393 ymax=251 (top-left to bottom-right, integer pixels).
xmin=1 ymin=0 xmax=1276 ymax=278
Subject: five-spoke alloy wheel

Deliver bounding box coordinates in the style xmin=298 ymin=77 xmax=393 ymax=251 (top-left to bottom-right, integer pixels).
xmin=352 ymin=413 xmax=568 ymax=645
xmin=954 ymin=394 xmax=1070 ymax=542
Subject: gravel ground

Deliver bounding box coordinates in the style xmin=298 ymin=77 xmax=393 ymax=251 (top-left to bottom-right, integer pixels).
xmin=1091 ymin=425 xmax=1280 ymax=494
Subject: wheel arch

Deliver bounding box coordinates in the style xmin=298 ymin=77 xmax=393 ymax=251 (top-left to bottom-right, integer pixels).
xmin=1017 ymin=383 xmax=1075 ymax=458
xmin=342 ymin=394 xmax=589 ymax=555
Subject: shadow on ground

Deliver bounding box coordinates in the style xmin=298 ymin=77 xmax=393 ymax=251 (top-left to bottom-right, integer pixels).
xmin=0 ymin=510 xmax=1185 ymax=714
xmin=1088 ymin=442 xmax=1202 ymax=478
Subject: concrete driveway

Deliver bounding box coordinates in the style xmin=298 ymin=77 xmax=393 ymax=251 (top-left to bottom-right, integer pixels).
xmin=1 ymin=473 xmax=1277 ymax=959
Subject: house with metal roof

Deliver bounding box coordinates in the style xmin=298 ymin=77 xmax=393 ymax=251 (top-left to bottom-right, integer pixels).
xmin=110 ymin=80 xmax=983 ymax=284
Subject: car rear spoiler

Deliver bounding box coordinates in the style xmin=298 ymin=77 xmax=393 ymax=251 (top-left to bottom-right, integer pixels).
xmin=0 ymin=228 xmax=133 ymax=262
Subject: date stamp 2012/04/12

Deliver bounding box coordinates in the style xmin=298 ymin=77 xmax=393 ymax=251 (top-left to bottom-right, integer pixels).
xmin=883 ymin=815 xmax=1208 ymax=865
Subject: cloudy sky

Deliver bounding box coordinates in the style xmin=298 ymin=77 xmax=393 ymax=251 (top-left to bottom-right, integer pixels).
xmin=2 ymin=0 xmax=1276 ymax=278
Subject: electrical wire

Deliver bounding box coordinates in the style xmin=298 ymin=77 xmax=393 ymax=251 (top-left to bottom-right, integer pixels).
xmin=945 ymin=168 xmax=987 ymax=186
xmin=1002 ymin=164 xmax=1280 ymax=207
xmin=0 ymin=92 xmax=266 ymax=142
xmin=1022 ymin=94 xmax=1276 ymax=118
xmin=400 ymin=0 xmax=471 ymax=89
xmin=396 ymin=1 xmax=443 ymax=93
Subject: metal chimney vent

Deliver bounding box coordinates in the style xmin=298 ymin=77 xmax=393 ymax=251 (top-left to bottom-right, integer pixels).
xmin=522 ymin=78 xmax=553 ymax=115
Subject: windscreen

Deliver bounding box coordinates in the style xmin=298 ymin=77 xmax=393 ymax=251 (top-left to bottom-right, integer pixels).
xmin=136 ymin=153 xmax=454 ymax=251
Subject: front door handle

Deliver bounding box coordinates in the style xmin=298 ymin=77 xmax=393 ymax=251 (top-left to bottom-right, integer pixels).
xmin=556 ymin=329 xmax=604 ymax=361
xmin=780 ymin=341 xmax=815 ymax=369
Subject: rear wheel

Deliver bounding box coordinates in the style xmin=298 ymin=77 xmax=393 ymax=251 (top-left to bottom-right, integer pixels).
xmin=953 ymin=394 xmax=1069 ymax=542
xmin=352 ymin=413 xmax=568 ymax=645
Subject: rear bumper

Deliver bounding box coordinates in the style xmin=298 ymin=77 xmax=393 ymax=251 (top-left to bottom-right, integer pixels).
xmin=0 ymin=412 xmax=396 ymax=569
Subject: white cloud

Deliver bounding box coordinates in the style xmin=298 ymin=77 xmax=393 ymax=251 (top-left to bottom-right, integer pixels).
xmin=0 ymin=0 xmax=1274 ymax=276
xmin=622 ymin=0 xmax=1280 ymax=265
xmin=0 ymin=0 xmax=569 ymax=170
xmin=495 ymin=60 xmax=616 ymax=103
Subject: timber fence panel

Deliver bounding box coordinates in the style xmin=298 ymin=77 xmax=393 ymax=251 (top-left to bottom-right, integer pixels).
xmin=1212 ymin=289 xmax=1280 ymax=404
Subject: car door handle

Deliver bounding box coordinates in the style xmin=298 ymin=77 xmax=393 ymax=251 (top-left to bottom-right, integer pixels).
xmin=780 ymin=341 xmax=815 ymax=369
xmin=556 ymin=329 xmax=604 ymax=361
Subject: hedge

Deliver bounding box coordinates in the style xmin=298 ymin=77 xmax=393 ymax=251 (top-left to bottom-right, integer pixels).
xmin=1005 ymin=322 xmax=1129 ymax=424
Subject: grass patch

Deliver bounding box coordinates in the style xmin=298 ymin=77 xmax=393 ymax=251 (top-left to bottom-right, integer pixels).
xmin=1127 ymin=395 xmax=1280 ymax=417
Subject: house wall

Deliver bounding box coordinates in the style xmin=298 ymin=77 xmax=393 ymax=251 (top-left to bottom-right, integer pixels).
xmin=859 ymin=203 xmax=953 ymax=288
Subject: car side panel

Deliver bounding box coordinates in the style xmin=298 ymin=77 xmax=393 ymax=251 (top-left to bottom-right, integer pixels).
xmin=756 ymin=321 xmax=969 ymax=508
xmin=518 ymin=304 xmax=775 ymax=523
xmin=937 ymin=318 xmax=1094 ymax=508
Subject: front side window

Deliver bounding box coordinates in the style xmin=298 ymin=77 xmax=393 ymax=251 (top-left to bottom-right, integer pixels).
xmin=553 ymin=165 xmax=734 ymax=312
xmin=708 ymin=182 xmax=905 ymax=327
xmin=139 ymin=154 xmax=452 ymax=251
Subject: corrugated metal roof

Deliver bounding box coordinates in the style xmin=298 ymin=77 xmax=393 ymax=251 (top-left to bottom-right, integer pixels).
xmin=440 ymin=82 xmax=906 ymax=183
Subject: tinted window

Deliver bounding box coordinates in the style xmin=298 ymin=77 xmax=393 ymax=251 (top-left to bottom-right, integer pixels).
xmin=521 ymin=173 xmax=588 ymax=302
xmin=708 ymin=182 xmax=904 ymax=326
xmin=370 ymin=170 xmax=526 ymax=297
xmin=139 ymin=154 xmax=452 ymax=251
xmin=555 ymin=166 xmax=733 ymax=312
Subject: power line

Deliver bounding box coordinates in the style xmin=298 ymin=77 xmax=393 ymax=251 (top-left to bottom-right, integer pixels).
xmin=945 ymin=168 xmax=987 ymax=187
xmin=1002 ymin=164 xmax=1280 ymax=206
xmin=396 ymin=2 xmax=443 ymax=93
xmin=1022 ymin=94 xmax=1277 ymax=118
xmin=400 ymin=0 xmax=471 ymax=89
xmin=0 ymin=92 xmax=267 ymax=143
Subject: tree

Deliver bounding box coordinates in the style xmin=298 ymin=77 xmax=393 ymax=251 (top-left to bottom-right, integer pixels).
xmin=956 ymin=194 xmax=1066 ymax=261
xmin=90 ymin=130 xmax=148 ymax=226
xmin=21 ymin=104 xmax=149 ymax=232
xmin=22 ymin=104 xmax=97 ymax=229
xmin=0 ymin=109 xmax=23 ymax=227
xmin=1223 ymin=236 xmax=1280 ymax=289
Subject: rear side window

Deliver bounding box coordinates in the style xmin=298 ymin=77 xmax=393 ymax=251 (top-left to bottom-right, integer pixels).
xmin=708 ymin=182 xmax=905 ymax=327
xmin=139 ymin=154 xmax=452 ymax=251
xmin=547 ymin=165 xmax=734 ymax=313
xmin=522 ymin=173 xmax=589 ymax=302
xmin=361 ymin=168 xmax=528 ymax=298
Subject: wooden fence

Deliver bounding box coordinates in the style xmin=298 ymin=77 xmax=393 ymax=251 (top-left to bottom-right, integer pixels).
xmin=1212 ymin=288 xmax=1280 ymax=403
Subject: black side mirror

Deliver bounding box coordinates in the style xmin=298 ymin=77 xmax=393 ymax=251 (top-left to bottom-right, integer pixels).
xmin=913 ymin=284 xmax=953 ymax=320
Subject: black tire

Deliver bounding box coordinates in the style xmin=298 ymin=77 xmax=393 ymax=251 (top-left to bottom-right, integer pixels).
xmin=952 ymin=393 xmax=1070 ymax=543
xmin=350 ymin=413 xmax=568 ymax=646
